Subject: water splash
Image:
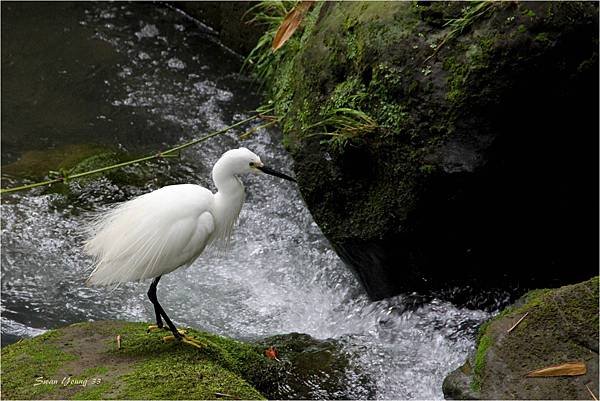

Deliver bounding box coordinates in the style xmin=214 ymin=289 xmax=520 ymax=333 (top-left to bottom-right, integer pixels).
xmin=0 ymin=3 xmax=493 ymax=399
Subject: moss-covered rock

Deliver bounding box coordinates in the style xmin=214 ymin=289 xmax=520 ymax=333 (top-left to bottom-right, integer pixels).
xmin=0 ymin=143 xmax=152 ymax=196
xmin=443 ymin=276 xmax=599 ymax=399
xmin=1 ymin=144 xmax=108 ymax=181
xmin=0 ymin=321 xmax=371 ymax=400
xmin=258 ymin=1 xmax=598 ymax=303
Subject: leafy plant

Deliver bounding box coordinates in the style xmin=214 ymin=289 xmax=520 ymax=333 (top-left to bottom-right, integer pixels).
xmin=242 ymin=1 xmax=296 ymax=84
xmin=426 ymin=1 xmax=495 ymax=62
xmin=306 ymin=108 xmax=378 ymax=151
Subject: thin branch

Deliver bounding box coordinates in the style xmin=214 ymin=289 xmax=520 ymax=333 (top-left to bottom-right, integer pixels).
xmin=587 ymin=384 xmax=598 ymax=401
xmin=507 ymin=311 xmax=529 ymax=333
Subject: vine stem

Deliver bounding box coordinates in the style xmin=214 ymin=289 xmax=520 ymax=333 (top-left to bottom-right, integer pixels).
xmin=1 ymin=114 xmax=261 ymax=195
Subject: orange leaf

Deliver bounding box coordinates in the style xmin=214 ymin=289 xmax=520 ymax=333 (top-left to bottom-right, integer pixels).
xmin=265 ymin=346 xmax=279 ymax=360
xmin=271 ymin=1 xmax=314 ymax=52
xmin=526 ymin=361 xmax=587 ymax=377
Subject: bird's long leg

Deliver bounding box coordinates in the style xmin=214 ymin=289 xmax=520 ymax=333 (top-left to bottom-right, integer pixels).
xmin=146 ymin=275 xmax=182 ymax=337
xmin=147 ymin=276 xmax=164 ymax=331
xmin=146 ymin=275 xmax=204 ymax=349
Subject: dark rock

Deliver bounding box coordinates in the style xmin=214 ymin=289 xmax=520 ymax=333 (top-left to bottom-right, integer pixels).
xmin=443 ymin=277 xmax=599 ymax=399
xmin=254 ymin=333 xmax=375 ymax=400
xmin=262 ymin=2 xmax=599 ymax=303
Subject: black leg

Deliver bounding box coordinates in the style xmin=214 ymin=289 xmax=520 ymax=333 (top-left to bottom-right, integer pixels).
xmin=147 ymin=275 xmax=182 ymax=339
xmin=147 ymin=276 xmax=164 ymax=328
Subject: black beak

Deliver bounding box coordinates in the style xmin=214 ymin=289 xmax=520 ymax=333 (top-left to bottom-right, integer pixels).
xmin=257 ymin=165 xmax=296 ymax=182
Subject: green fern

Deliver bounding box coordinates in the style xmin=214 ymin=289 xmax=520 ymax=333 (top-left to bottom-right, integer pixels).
xmin=306 ymin=108 xmax=378 ymax=151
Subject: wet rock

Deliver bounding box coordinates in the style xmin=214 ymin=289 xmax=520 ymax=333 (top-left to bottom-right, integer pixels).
xmin=0 ymin=321 xmax=373 ymax=400
xmin=259 ymin=2 xmax=599 ymax=303
xmin=443 ymin=277 xmax=599 ymax=399
xmin=254 ymin=333 xmax=375 ymax=399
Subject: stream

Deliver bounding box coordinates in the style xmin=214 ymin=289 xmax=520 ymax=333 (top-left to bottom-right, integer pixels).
xmin=1 ymin=3 xmax=493 ymax=399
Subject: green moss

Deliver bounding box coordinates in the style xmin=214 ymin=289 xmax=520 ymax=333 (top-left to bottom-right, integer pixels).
xmin=467 ymin=277 xmax=599 ymax=396
xmin=472 ymin=287 xmax=555 ymax=385
xmin=1 ymin=142 xmax=152 ymax=195
xmin=418 ymin=164 xmax=435 ymax=174
xmin=71 ymin=383 xmax=112 ymax=400
xmin=1 ymin=144 xmax=109 ymax=180
xmin=534 ymin=32 xmax=550 ymax=43
xmin=328 ymin=78 xmax=366 ymax=110
xmin=471 ymin=334 xmax=492 ymax=391
xmin=80 ymin=366 xmax=110 ymax=376
xmin=443 ymin=33 xmax=496 ymax=106
xmin=119 ymin=354 xmax=263 ymax=400
xmin=522 ymin=8 xmax=536 ymax=18
xmin=110 ymin=322 xmax=272 ymax=399
xmin=256 ymin=1 xmax=422 ymax=150
xmin=1 ymin=330 xmax=78 ymax=399
xmin=469 ymin=286 xmax=557 ymax=393
xmin=1 ymin=321 xmax=273 ymax=400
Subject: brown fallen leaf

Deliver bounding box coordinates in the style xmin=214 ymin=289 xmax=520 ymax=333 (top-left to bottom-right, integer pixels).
xmin=265 ymin=346 xmax=280 ymax=361
xmin=526 ymin=361 xmax=587 ymax=377
xmin=271 ymin=0 xmax=314 ymax=52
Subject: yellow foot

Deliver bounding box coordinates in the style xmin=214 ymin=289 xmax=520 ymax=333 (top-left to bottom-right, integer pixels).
xmin=147 ymin=325 xmax=186 ymax=335
xmin=162 ymin=334 xmax=205 ymax=349
xmin=147 ymin=325 xmax=162 ymax=333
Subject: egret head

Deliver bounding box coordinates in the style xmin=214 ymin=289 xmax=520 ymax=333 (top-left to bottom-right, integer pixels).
xmin=214 ymin=147 xmax=296 ymax=182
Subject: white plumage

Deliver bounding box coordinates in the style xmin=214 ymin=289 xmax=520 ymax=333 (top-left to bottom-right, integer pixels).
xmin=84 ymin=147 xmax=294 ymax=286
xmin=85 ymin=184 xmax=216 ymax=285
xmin=84 ymin=147 xmax=296 ymax=344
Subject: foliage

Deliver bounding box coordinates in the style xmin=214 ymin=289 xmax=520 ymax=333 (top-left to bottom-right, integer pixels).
xmin=242 ymin=1 xmax=296 ymax=85
xmin=427 ymin=1 xmax=495 ymax=61
xmin=306 ymin=108 xmax=378 ymax=151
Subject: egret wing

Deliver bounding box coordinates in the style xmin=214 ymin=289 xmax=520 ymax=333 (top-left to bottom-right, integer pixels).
xmin=85 ymin=184 xmax=215 ymax=285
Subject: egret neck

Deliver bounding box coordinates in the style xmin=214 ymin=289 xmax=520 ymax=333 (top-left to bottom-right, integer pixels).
xmin=211 ymin=157 xmax=246 ymax=245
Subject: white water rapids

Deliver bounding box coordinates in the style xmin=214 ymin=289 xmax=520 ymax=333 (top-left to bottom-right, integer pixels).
xmin=1 ymin=3 xmax=492 ymax=398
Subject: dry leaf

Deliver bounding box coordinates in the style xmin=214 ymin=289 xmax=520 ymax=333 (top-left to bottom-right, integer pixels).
xmin=272 ymin=1 xmax=314 ymax=52
xmin=526 ymin=361 xmax=587 ymax=377
xmin=265 ymin=346 xmax=280 ymax=361
xmin=116 ymin=334 xmax=121 ymax=350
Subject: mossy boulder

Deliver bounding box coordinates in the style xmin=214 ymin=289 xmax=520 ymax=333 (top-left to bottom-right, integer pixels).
xmin=261 ymin=1 xmax=598 ymax=303
xmin=1 ymin=144 xmax=152 ymax=196
xmin=0 ymin=321 xmax=371 ymax=400
xmin=443 ymin=276 xmax=599 ymax=399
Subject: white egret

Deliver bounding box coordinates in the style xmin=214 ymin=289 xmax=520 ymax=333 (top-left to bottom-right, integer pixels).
xmin=84 ymin=147 xmax=296 ymax=347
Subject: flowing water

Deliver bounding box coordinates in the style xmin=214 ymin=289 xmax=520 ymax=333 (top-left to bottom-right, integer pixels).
xmin=1 ymin=3 xmax=492 ymax=399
